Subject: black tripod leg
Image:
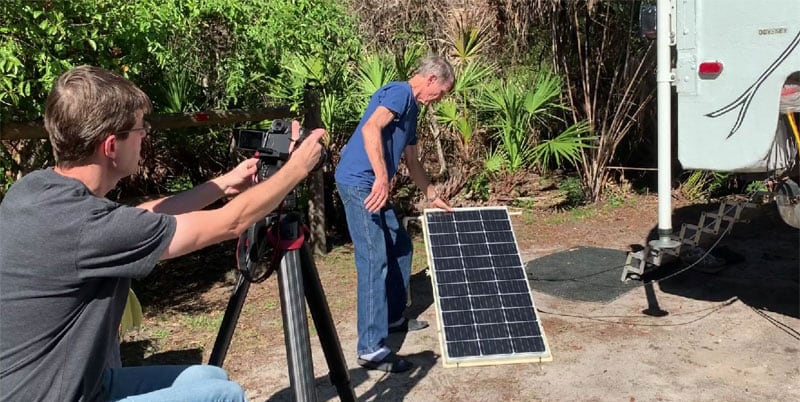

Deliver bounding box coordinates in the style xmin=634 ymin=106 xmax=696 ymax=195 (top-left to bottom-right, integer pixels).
xmin=278 ymin=247 xmax=317 ymax=402
xmin=299 ymin=244 xmax=356 ymax=402
xmin=209 ymin=274 xmax=251 ymax=367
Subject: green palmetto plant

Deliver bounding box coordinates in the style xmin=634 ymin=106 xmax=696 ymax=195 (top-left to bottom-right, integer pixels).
xmin=448 ymin=12 xmax=495 ymax=64
xmin=478 ymin=70 xmax=592 ymax=173
xmin=484 ymin=145 xmax=507 ymax=174
xmin=434 ymin=98 xmax=475 ymax=144
xmin=355 ymin=53 xmax=397 ymax=104
xmin=521 ymin=72 xmax=563 ymax=126
xmin=453 ymin=60 xmax=497 ymax=94
xmin=434 ymin=60 xmax=497 ymax=147
xmin=269 ymin=55 xmax=327 ymax=111
xmin=394 ymin=43 xmax=425 ymax=80
xmin=477 ymin=77 xmax=534 ymax=172
xmin=434 ymin=10 xmax=498 ymax=150
xmin=531 ymin=121 xmax=594 ymax=171
xmin=161 ymin=70 xmax=196 ymax=113
xmin=680 ymin=170 xmax=730 ymax=201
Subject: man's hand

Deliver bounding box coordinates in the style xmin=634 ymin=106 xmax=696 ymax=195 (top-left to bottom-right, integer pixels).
xmin=218 ymin=158 xmax=259 ymax=196
xmin=288 ymin=127 xmax=325 ymax=175
xmin=428 ymin=196 xmax=454 ymax=212
xmin=364 ymin=179 xmax=390 ymax=213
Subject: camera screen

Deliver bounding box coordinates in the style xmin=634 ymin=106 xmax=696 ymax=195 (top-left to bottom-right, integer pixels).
xmin=238 ymin=130 xmax=266 ymax=150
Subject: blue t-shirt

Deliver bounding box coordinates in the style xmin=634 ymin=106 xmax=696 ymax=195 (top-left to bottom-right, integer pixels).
xmin=335 ymin=81 xmax=419 ymax=187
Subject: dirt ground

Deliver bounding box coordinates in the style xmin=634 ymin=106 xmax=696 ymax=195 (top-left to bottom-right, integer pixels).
xmin=126 ymin=193 xmax=800 ymax=401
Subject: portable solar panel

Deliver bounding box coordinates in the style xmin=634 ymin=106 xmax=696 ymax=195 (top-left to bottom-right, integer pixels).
xmin=422 ymin=207 xmax=551 ymax=367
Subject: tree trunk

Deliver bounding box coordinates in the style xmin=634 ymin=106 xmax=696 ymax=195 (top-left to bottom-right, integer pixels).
xmin=304 ymin=88 xmax=327 ymax=255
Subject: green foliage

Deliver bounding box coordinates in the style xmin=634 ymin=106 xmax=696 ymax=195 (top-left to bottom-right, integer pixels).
xmin=435 ymin=98 xmax=476 ymax=143
xmin=465 ymin=171 xmax=491 ymax=201
xmin=165 ymin=175 xmax=194 ymax=193
xmin=435 ymin=60 xmax=496 ymax=146
xmin=511 ymin=197 xmax=536 ymax=210
xmin=355 ymin=53 xmax=397 ymax=103
xmin=394 ymin=43 xmax=425 ymax=81
xmin=558 ymin=176 xmax=585 ymax=208
xmin=478 ymin=70 xmax=567 ymax=172
xmin=745 ymin=180 xmax=768 ymax=193
xmin=449 ymin=14 xmax=495 ymax=64
xmin=531 ymin=121 xmax=594 ymax=171
xmin=0 ymin=147 xmax=14 ymax=195
xmin=161 ymin=70 xmax=197 ymax=114
xmin=1 ymin=0 xmax=363 ymax=196
xmin=483 ymin=146 xmax=507 ymax=174
xmin=680 ymin=170 xmax=730 ymax=201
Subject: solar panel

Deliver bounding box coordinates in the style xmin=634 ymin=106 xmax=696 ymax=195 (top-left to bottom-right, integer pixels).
xmin=422 ymin=207 xmax=551 ymax=367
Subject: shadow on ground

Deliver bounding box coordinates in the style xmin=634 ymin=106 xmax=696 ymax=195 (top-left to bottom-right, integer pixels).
xmin=266 ymin=264 xmax=437 ymax=402
xmin=120 ymin=340 xmax=204 ymax=366
xmin=637 ymin=202 xmax=799 ymax=318
xmin=263 ymin=350 xmax=439 ymax=402
xmin=132 ymin=241 xmax=238 ymax=314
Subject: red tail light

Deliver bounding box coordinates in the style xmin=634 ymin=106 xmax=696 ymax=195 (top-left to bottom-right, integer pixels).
xmin=698 ymin=61 xmax=723 ymax=78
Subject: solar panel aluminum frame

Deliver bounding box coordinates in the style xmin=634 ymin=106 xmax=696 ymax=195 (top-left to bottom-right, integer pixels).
xmin=422 ymin=206 xmax=552 ymax=368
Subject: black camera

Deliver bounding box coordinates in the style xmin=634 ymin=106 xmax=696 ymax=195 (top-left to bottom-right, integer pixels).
xmin=236 ymin=119 xmax=326 ymax=180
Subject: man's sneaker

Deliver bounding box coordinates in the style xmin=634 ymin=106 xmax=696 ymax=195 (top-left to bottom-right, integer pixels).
xmin=357 ymin=351 xmax=413 ymax=373
xmin=388 ymin=318 xmax=429 ymax=333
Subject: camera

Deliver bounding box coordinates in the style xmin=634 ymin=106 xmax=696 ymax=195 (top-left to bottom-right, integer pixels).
xmin=236 ymin=119 xmax=326 ymax=180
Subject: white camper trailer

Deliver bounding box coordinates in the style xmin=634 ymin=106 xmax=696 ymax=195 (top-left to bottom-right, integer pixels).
xmin=623 ymin=0 xmax=799 ymax=280
xmin=674 ymin=0 xmax=799 ymax=174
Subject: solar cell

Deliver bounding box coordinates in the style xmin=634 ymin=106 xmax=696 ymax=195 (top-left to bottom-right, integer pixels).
xmin=422 ymin=207 xmax=551 ymax=367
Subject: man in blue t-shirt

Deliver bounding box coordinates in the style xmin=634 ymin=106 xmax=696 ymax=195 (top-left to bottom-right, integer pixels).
xmin=0 ymin=66 xmax=324 ymax=401
xmin=335 ymin=55 xmax=455 ymax=373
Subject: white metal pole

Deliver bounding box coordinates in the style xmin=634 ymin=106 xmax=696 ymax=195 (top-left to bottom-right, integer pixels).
xmin=653 ymin=0 xmax=679 ymax=249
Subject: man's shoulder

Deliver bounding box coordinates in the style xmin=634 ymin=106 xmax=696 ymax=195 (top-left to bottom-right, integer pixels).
xmin=380 ymin=81 xmax=412 ymax=95
xmin=3 ymin=169 xmax=93 ymax=207
xmin=8 ymin=168 xmax=84 ymax=192
xmin=374 ymin=82 xmax=414 ymax=115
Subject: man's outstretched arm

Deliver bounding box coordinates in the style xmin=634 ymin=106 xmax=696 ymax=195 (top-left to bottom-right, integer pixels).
xmin=137 ymin=158 xmax=259 ymax=215
xmin=160 ymin=128 xmax=325 ymax=260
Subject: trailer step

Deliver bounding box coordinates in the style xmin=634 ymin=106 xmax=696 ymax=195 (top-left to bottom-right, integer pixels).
xmin=621 ymin=197 xmax=756 ymax=281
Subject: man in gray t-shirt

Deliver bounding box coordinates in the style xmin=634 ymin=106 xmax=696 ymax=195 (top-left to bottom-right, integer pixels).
xmin=1 ymin=169 xmax=176 ymax=400
xmin=0 ymin=65 xmax=324 ymax=401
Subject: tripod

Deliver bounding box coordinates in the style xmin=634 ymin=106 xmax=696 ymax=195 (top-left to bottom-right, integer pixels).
xmin=208 ymin=207 xmax=356 ymax=402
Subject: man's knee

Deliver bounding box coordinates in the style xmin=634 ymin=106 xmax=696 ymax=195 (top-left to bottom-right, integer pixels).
xmin=212 ymin=380 xmax=247 ymax=402
xmin=175 ymin=364 xmax=229 ymax=383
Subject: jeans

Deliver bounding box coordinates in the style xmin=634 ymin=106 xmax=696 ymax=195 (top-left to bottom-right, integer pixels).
xmin=101 ymin=364 xmax=246 ymax=402
xmin=337 ymin=183 xmax=413 ymax=356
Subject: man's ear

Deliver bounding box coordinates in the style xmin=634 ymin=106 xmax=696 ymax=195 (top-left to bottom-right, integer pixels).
xmin=100 ymin=134 xmax=116 ymax=158
xmin=427 ymin=74 xmax=437 ymax=85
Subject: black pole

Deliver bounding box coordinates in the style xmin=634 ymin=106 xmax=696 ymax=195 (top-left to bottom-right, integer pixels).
xmin=209 ymin=275 xmax=251 ymax=367
xmin=299 ymin=243 xmax=356 ymax=402
xmin=642 ymin=281 xmax=669 ymax=317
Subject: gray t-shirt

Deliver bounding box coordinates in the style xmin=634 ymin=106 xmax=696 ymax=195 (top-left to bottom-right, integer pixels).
xmin=0 ymin=169 xmax=176 ymax=401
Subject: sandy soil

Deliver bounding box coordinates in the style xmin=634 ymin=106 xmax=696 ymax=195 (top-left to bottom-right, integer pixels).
xmin=130 ymin=194 xmax=800 ymax=401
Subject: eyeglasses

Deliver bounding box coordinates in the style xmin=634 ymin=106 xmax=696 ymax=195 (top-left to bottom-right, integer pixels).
xmin=115 ymin=121 xmax=152 ymax=137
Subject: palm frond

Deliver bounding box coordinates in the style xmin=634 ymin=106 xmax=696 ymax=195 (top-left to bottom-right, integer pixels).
xmin=523 ymin=72 xmax=563 ymax=123
xmin=454 ymin=61 xmax=497 ymax=94
xmin=532 ymin=121 xmax=595 ymax=170
xmin=356 ymin=53 xmax=397 ymax=98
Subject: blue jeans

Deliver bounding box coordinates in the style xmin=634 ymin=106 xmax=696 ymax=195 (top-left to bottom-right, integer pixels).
xmin=337 ymin=183 xmax=413 ymax=356
xmin=101 ymin=364 xmax=246 ymax=402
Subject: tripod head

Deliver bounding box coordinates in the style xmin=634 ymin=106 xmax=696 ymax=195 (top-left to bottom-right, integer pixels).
xmin=234 ymin=119 xmax=327 ymax=282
